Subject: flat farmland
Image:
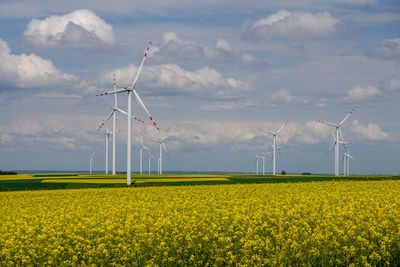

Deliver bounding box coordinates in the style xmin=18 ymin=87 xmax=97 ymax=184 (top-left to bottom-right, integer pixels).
xmin=1 ymin=173 xmax=400 ymax=191
xmin=1 ymin=181 xmax=400 ymax=265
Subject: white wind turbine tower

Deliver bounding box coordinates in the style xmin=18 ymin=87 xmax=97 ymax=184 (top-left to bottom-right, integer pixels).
xmin=146 ymin=151 xmax=156 ymax=174
xmin=261 ymin=150 xmax=272 ymax=175
xmin=342 ymin=145 xmax=355 ymax=176
xmin=344 ymin=152 xmax=354 ymax=176
xmin=317 ymin=107 xmax=355 ymax=176
xmin=89 ymin=153 xmax=95 ymax=174
xmin=258 ymin=121 xmax=288 ymax=175
xmin=97 ymin=74 xmax=145 ymax=175
xmin=255 ymin=154 xmax=262 ymax=174
xmin=152 ymin=135 xmax=168 ymax=174
xmin=97 ymin=42 xmax=160 ymax=185
xmin=103 ymin=129 xmax=112 ymax=174
xmin=135 ymin=136 xmax=150 ymax=174
xmin=156 ymin=155 xmax=161 ymax=174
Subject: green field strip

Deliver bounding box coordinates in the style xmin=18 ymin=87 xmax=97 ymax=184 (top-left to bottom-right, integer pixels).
xmin=41 ymin=177 xmax=230 ymax=184
xmin=135 ymin=178 xmax=230 ymax=183
xmin=41 ymin=179 xmax=127 ymax=184
xmin=33 ymin=174 xmax=79 ymax=177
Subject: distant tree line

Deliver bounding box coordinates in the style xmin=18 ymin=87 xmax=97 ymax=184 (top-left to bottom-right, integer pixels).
xmin=0 ymin=170 xmax=17 ymax=175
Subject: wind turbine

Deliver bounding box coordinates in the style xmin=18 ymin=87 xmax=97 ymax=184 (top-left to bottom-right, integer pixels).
xmin=89 ymin=153 xmax=95 ymax=174
xmin=97 ymin=74 xmax=145 ymax=175
xmin=255 ymin=154 xmax=262 ymax=174
xmin=102 ymin=129 xmax=112 ymax=174
xmin=342 ymin=144 xmax=355 ymax=176
xmin=156 ymin=155 xmax=161 ymax=174
xmin=135 ymin=136 xmax=150 ymax=174
xmin=261 ymin=151 xmax=272 ymax=175
xmin=97 ymin=42 xmax=160 ymax=185
xmin=344 ymin=152 xmax=354 ymax=176
xmin=146 ymin=151 xmax=156 ymax=174
xmin=317 ymin=107 xmax=355 ymax=176
xmin=258 ymin=121 xmax=288 ymax=175
xmin=152 ymin=136 xmax=168 ymax=174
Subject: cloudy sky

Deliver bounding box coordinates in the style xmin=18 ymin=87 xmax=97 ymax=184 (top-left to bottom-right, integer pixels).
xmin=0 ymin=0 xmax=399 ymax=174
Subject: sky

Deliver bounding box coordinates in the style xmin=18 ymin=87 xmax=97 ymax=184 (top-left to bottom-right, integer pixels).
xmin=0 ymin=0 xmax=399 ymax=174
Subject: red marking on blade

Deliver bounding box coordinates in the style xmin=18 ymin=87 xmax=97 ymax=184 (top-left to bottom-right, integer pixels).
xmin=153 ymin=122 xmax=156 ymax=126
xmin=150 ymin=41 xmax=152 ymax=44
xmin=144 ymin=53 xmax=147 ymax=57
xmin=157 ymin=128 xmax=160 ymax=131
xmin=105 ymin=92 xmax=108 ymax=95
xmin=147 ymin=47 xmax=149 ymax=51
xmin=150 ymin=117 xmax=153 ymax=120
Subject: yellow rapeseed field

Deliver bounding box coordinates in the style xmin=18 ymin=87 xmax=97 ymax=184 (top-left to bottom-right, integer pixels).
xmin=1 ymin=181 xmax=400 ymax=265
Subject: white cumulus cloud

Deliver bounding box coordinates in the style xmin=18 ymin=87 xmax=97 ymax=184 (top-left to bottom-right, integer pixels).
xmin=350 ymin=120 xmax=388 ymax=141
xmin=0 ymin=38 xmax=76 ymax=89
xmin=368 ymin=38 xmax=400 ymax=60
xmin=270 ymin=88 xmax=309 ymax=105
xmin=23 ymin=9 xmax=115 ymax=48
xmin=243 ymin=9 xmax=350 ymax=40
xmin=342 ymin=85 xmax=381 ymax=102
xmin=98 ymin=63 xmax=249 ymax=101
xmin=152 ymin=32 xmax=231 ymax=62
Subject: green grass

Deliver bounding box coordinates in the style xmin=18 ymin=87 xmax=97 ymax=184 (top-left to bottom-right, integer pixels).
xmin=33 ymin=174 xmax=79 ymax=177
xmin=0 ymin=173 xmax=399 ymax=191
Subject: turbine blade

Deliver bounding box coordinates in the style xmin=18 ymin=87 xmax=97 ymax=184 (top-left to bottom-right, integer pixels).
xmin=162 ymin=142 xmax=167 ymax=153
xmin=96 ymin=88 xmax=128 ymax=96
xmin=258 ymin=128 xmax=274 ymax=135
xmin=133 ymin=89 xmax=151 ymax=117
xmin=116 ymin=108 xmax=145 ymax=123
xmin=116 ymin=108 xmax=128 ymax=116
xmin=342 ymin=143 xmax=349 ymax=154
xmin=143 ymin=145 xmax=150 ymax=151
xmin=326 ymin=142 xmax=335 ymax=155
xmin=276 ymin=121 xmax=288 ymax=134
xmin=339 ymin=106 xmax=356 ymax=126
xmin=316 ymin=120 xmax=338 ymax=128
xmin=131 ymin=41 xmax=152 ymax=89
xmin=330 ymin=130 xmax=336 ymax=141
xmin=133 ymin=89 xmax=160 ymax=130
xmin=276 ymin=140 xmax=282 ymax=157
xmin=97 ymin=110 xmax=115 ymax=131
xmin=113 ymin=73 xmax=118 ymax=108
xmin=339 ymin=128 xmax=345 ymax=142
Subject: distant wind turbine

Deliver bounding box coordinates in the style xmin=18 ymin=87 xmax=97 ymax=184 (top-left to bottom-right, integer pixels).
xmin=135 ymin=136 xmax=150 ymax=174
xmin=89 ymin=153 xmax=95 ymax=174
xmin=261 ymin=151 xmax=272 ymax=175
xmin=342 ymin=144 xmax=355 ymax=176
xmin=258 ymin=121 xmax=288 ymax=175
xmin=317 ymin=107 xmax=355 ymax=176
xmin=146 ymin=151 xmax=156 ymax=174
xmin=97 ymin=42 xmax=160 ymax=185
xmin=152 ymin=135 xmax=168 ymax=174
xmin=255 ymin=154 xmax=262 ymax=174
